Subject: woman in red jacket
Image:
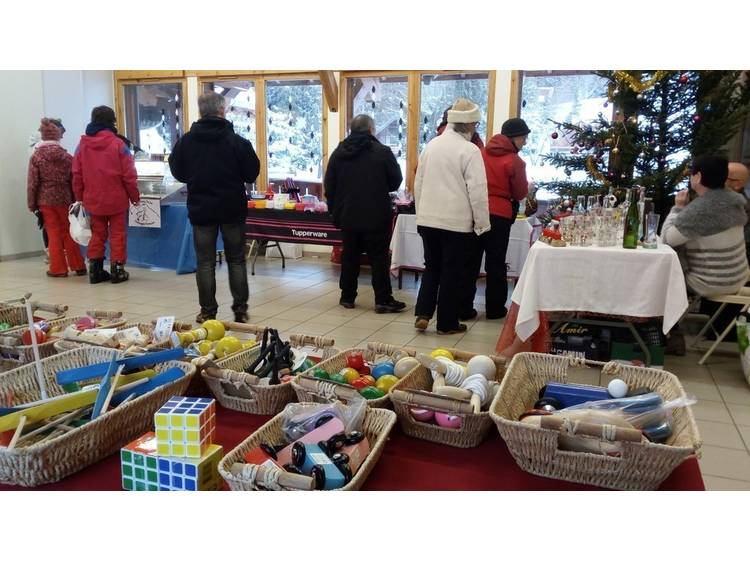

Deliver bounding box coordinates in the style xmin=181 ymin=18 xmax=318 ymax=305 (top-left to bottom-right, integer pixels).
xmin=460 ymin=118 xmax=531 ymax=320
xmin=72 ymin=106 xmax=139 ymax=284
xmin=27 ymin=118 xmax=87 ymax=277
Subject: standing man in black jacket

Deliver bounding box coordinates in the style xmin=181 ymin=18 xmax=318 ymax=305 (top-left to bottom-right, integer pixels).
xmin=169 ymin=92 xmax=260 ymax=323
xmin=325 ymin=114 xmax=405 ymax=313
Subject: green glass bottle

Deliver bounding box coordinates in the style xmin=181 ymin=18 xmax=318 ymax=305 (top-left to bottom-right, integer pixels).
xmin=623 ymin=188 xmax=640 ymax=249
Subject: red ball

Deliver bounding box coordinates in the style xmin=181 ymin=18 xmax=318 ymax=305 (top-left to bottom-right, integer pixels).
xmin=346 ymin=352 xmax=365 ymax=371
xmin=358 ymin=364 xmax=371 ymax=376
xmin=551 ymin=132 xmax=559 ymax=140
xmin=22 ymin=328 xmax=47 ymax=346
xmin=351 ymin=378 xmax=370 ymax=390
xmin=679 ymin=73 xmax=689 ymax=84
xmin=692 ymin=114 xmax=701 ymax=123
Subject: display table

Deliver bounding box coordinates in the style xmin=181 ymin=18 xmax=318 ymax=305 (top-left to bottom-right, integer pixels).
xmin=244 ymin=208 xmax=342 ymax=274
xmin=0 ymin=404 xmax=704 ymax=491
xmin=389 ymin=214 xmax=541 ymax=288
xmin=497 ymin=242 xmax=689 ymax=364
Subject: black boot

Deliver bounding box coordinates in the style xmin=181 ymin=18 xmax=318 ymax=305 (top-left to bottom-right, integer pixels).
xmin=110 ymin=262 xmax=130 ymax=284
xmin=89 ymin=259 xmax=111 ymax=284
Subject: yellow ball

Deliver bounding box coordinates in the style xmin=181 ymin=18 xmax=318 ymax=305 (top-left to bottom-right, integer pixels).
xmin=198 ymin=340 xmax=214 ymax=356
xmin=215 ymin=336 xmax=242 ymax=358
xmin=242 ymin=339 xmax=257 ymax=350
xmin=177 ymin=331 xmax=194 ymax=346
xmin=340 ymin=368 xmax=360 ymax=384
xmin=202 ymin=320 xmax=225 ymax=341
xmin=375 ymin=374 xmax=399 ymax=393
xmin=431 ymin=348 xmax=454 ymax=361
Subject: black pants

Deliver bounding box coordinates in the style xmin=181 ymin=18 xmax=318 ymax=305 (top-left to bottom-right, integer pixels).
xmin=193 ymin=223 xmax=249 ymax=317
xmin=340 ymin=229 xmax=393 ymax=305
xmin=415 ymin=226 xmax=472 ymax=332
xmin=461 ymin=214 xmax=514 ymax=318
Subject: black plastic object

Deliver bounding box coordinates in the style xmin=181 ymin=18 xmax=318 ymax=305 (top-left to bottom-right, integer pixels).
xmin=534 ymin=397 xmax=563 ymax=412
xmin=291 ymin=442 xmax=306 ymax=467
xmin=310 ymin=465 xmax=326 ymax=490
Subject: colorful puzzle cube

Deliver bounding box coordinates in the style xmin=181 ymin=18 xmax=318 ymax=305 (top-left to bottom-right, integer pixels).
xmin=155 ymin=444 xmax=224 ymax=491
xmin=121 ymin=432 xmax=160 ymax=491
xmin=154 ymin=396 xmax=216 ymax=458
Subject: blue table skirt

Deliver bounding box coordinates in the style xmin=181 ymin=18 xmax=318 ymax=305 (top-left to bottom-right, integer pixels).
xmin=80 ymin=204 xmax=223 ymax=275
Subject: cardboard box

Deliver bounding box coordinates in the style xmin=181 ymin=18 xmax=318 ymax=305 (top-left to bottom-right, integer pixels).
xmin=550 ymin=322 xmax=612 ymax=361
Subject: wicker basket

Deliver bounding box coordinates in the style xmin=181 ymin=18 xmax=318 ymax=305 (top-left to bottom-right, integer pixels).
xmin=389 ymin=348 xmax=506 ymax=448
xmin=291 ymin=342 xmax=415 ymax=410
xmin=0 ymin=358 xmax=21 ymax=374
xmin=0 ymin=301 xmax=69 ymax=334
xmin=52 ymin=321 xmax=193 ymax=354
xmin=0 ymin=346 xmax=195 ymax=487
xmin=0 ymin=311 xmax=126 ymax=364
xmin=219 ymin=404 xmax=396 ymax=491
xmin=489 ymin=352 xmax=703 ymax=490
xmin=202 ymin=334 xmax=339 ymax=415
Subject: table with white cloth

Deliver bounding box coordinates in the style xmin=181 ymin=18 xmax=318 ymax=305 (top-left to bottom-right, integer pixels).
xmin=508 ymin=241 xmax=689 ymax=366
xmin=389 ymin=214 xmax=541 ymax=289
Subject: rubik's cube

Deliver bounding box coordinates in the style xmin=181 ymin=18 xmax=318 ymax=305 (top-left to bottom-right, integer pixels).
xmin=121 ymin=432 xmax=160 ymax=491
xmin=154 ymin=396 xmax=216 ymax=458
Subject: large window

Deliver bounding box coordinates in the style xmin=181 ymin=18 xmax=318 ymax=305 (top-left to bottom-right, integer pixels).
xmin=419 ymin=72 xmax=490 ymax=153
xmin=265 ymin=78 xmax=323 ymax=184
xmin=122 ymin=82 xmax=184 ymax=158
xmin=203 ymin=80 xmax=257 ymax=145
xmin=518 ymin=71 xmax=611 ymax=189
xmin=345 ymin=75 xmax=408 ymax=191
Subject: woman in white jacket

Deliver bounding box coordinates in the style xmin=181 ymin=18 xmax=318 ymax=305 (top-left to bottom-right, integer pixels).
xmin=414 ymin=98 xmax=491 ymax=334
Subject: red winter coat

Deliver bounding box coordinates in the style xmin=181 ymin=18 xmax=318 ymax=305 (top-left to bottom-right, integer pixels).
xmin=72 ymin=130 xmax=139 ymax=216
xmin=481 ymin=134 xmax=529 ymax=219
xmin=27 ymin=142 xmax=75 ymax=211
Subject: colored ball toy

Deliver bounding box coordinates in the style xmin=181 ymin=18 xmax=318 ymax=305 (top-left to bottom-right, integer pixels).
xmin=371 ymin=362 xmax=395 ymax=379
xmin=75 ymin=316 xmax=97 ymax=331
xmin=331 ymin=373 xmax=348 ymax=384
xmin=313 ymin=368 xmax=331 ymax=380
xmin=340 ymin=368 xmax=360 ymax=384
xmin=608 ymin=378 xmax=629 ymax=399
xmin=21 ymin=328 xmax=47 ymax=346
xmin=351 ymin=378 xmax=370 ymax=390
xmin=242 ymin=340 xmax=257 ymax=350
xmin=214 ymin=336 xmax=242 ymax=358
xmin=346 ymin=351 xmax=365 ymax=371
xmin=375 ymin=374 xmax=399 ymax=393
xmin=360 ymin=386 xmax=386 ymax=400
xmin=466 ymin=355 xmax=497 ymax=381
xmin=435 ymin=412 xmax=463 ymax=429
xmin=202 ymin=319 xmax=225 ymax=341
xmin=431 ymin=348 xmax=454 ymax=361
xmin=358 ymin=364 xmax=371 ymax=376
xmin=394 ymin=357 xmax=419 ymax=378
xmin=198 ymin=340 xmax=214 ymax=356
xmin=410 ymin=408 xmax=435 ymax=423
xmin=361 ymin=375 xmax=376 ymax=386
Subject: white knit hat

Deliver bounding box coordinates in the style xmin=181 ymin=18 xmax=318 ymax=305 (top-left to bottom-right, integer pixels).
xmin=447 ymin=98 xmax=481 ymax=124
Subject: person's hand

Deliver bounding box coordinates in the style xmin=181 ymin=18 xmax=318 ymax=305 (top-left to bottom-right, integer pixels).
xmin=675 ymin=189 xmax=690 ymax=208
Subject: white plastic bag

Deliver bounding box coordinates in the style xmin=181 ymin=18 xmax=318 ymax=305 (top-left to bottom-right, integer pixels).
xmin=68 ymin=202 xmax=91 ymax=245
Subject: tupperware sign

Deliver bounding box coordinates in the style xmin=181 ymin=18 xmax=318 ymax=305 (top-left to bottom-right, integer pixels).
xmin=291 ymin=229 xmax=328 ymax=239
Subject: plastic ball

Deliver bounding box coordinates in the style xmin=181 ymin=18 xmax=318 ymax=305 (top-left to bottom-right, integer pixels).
xmin=21 ymin=328 xmax=47 ymax=346
xmin=551 ymin=132 xmax=559 ymax=140
xmin=313 ymin=368 xmax=331 ymax=380
xmin=177 ymin=331 xmax=195 ymax=346
xmin=198 ymin=340 xmax=214 ymax=356
xmin=360 ymin=386 xmax=386 ymax=400
xmin=410 ymin=408 xmax=435 ymax=423
xmin=361 ymin=375 xmax=376 ymax=386
xmin=371 ymin=362 xmax=395 ymax=379
xmin=358 ymin=364 xmax=371 ymax=376
xmin=351 ymin=378 xmax=370 ymax=390
xmin=607 ymin=378 xmax=629 ymax=398
xmin=201 ymin=319 xmax=225 ymax=341
xmin=394 ymin=357 xmax=419 ymax=378
xmin=346 ymin=351 xmax=365 ymax=371
xmin=331 ymin=373 xmax=348 ymax=384
xmin=214 ymin=336 xmax=242 ymax=358
xmin=430 ymin=348 xmax=454 ymax=361
xmin=340 ymin=368 xmax=360 ymax=384
xmin=75 ymin=316 xmax=97 ymax=331
xmin=242 ymin=340 xmax=256 ymax=350
xmin=466 ymin=355 xmax=497 ymax=381
xmin=435 ymin=412 xmax=463 ymax=429
xmin=375 ymin=375 xmax=399 ymax=393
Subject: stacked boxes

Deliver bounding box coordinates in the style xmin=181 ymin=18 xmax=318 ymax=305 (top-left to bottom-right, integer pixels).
xmin=120 ymin=396 xmax=222 ymax=491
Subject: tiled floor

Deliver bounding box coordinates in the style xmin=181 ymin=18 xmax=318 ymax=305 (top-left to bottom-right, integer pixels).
xmin=3 ymin=254 xmax=750 ymax=489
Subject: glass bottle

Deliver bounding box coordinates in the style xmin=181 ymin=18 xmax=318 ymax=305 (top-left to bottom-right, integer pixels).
xmin=637 ymin=187 xmax=646 ymax=241
xmin=574 ymin=195 xmax=586 ymax=215
xmin=623 ymin=188 xmax=641 ymax=249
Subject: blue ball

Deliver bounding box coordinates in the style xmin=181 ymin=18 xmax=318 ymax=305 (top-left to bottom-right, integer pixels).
xmin=371 ymin=362 xmax=395 ymax=380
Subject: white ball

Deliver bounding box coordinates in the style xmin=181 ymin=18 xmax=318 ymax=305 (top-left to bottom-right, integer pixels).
xmin=607 ymin=378 xmax=629 ymax=399
xmin=394 ymin=357 xmax=420 ymax=378
xmin=466 ymin=355 xmax=497 ymax=381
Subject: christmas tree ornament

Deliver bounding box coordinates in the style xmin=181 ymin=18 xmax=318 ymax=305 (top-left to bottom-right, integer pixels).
xmin=613 ymin=89 xmax=620 ymax=96
xmin=551 ymin=132 xmax=559 ymax=140
xmin=612 ymin=147 xmax=620 ymax=155
xmin=628 ymin=116 xmax=638 ymax=125
xmin=679 ymin=73 xmax=689 ymax=84
xmin=692 ymin=114 xmax=702 ymax=123
xmin=603 ymin=101 xmax=609 ymax=108
xmin=637 ymin=94 xmax=644 ymax=101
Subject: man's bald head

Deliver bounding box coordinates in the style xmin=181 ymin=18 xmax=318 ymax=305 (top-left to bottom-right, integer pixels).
xmin=727 ymin=162 xmax=750 ymax=193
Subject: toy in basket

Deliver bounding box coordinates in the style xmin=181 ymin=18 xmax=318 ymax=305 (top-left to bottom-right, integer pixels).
xmin=489 ymin=352 xmax=702 ymax=490
xmin=0 ymin=294 xmax=68 ymax=335
xmin=0 ymin=310 xmax=126 ymax=364
xmin=200 ymin=328 xmax=338 ymax=415
xmin=120 ymin=396 xmax=222 ymax=491
xmin=172 ymin=319 xmax=261 ymax=360
xmin=291 ymin=342 xmax=417 ymax=409
xmin=389 ymin=347 xmax=506 ymax=447
xmin=54 ymin=320 xmax=194 ymax=354
xmin=219 ymin=400 xmax=397 ymax=491
xmin=0 ymin=347 xmax=195 ymax=487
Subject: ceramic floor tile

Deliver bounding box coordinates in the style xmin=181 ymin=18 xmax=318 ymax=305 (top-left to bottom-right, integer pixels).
xmin=728 ymin=403 xmax=750 ymax=426
xmin=342 ymin=316 xmax=394 ymax=330
xmin=408 ymin=333 xmax=465 ymax=349
xmin=691 ymin=400 xmax=734 ymax=424
xmin=680 ymin=380 xmax=723 ymax=402
xmin=696 ymin=420 xmax=746 ymax=450
xmin=702 ymin=475 xmax=750 ymax=490
xmin=326 ymin=326 xmax=379 ymax=341
xmin=698 ymin=445 xmax=750 ymax=481
xmin=367 ymin=329 xmax=417 ymax=347
xmin=736 ymin=425 xmax=750 ymax=451
xmin=717 ymin=385 xmax=750 ymax=407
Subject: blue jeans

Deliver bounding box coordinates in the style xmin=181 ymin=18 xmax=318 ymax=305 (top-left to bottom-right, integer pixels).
xmin=193 ymin=223 xmax=248 ymax=317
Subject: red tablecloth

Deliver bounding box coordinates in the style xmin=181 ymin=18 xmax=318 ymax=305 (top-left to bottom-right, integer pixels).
xmin=0 ymin=405 xmax=704 ymax=491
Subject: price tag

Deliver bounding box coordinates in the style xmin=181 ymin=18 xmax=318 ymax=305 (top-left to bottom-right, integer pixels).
xmin=114 ymin=326 xmax=142 ymax=342
xmin=152 ymin=316 xmax=175 ymax=345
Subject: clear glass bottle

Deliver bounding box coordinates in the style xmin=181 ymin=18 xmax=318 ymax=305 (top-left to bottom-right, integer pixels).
xmin=574 ymin=195 xmax=586 ymax=215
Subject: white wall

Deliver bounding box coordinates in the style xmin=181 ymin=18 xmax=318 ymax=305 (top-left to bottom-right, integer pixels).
xmin=0 ymin=70 xmax=114 ymax=259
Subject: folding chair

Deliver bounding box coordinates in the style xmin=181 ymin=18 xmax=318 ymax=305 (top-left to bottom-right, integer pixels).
xmin=690 ymin=285 xmax=750 ymax=365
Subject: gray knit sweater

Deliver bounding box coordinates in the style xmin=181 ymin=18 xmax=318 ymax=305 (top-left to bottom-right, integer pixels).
xmin=662 ymin=188 xmax=749 ymax=296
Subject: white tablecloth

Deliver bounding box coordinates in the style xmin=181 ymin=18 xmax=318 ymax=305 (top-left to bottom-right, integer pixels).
xmin=389 ymin=214 xmax=540 ymax=278
xmin=511 ymin=242 xmax=689 ymax=341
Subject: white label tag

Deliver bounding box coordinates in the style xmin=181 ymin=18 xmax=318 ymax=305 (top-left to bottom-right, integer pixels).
xmin=309 ymin=452 xmax=330 ymax=465
xmin=114 ymin=327 xmax=142 ymax=342
xmin=152 ymin=316 xmax=175 ymax=344
xmin=83 ymin=328 xmax=117 ymax=337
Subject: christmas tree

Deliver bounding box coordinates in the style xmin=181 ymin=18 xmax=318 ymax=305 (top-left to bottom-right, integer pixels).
xmin=540 ymin=71 xmax=750 ymax=215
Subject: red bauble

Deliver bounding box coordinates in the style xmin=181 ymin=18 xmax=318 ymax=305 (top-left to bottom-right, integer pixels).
xmin=679 ymin=73 xmax=689 ymax=84
xmin=692 ymin=114 xmax=702 ymax=123
xmin=551 ymin=132 xmax=559 ymax=140
xmin=346 ymin=351 xmax=365 ymax=371
xmin=22 ymin=328 xmax=47 ymax=346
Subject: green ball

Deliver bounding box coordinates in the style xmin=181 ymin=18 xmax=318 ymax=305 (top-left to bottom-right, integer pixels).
xmin=313 ymin=368 xmax=331 ymax=380
xmin=0 ymin=322 xmax=10 ymax=331
xmin=360 ymin=386 xmax=386 ymax=400
xmin=331 ymin=373 xmax=347 ymax=384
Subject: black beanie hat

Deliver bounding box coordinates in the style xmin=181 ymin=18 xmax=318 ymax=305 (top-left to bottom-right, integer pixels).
xmin=91 ymin=105 xmax=116 ymax=127
xmin=501 ymin=118 xmax=531 ymax=138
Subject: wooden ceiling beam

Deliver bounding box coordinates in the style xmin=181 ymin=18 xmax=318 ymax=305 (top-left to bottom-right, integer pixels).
xmin=319 ymin=70 xmax=339 ymax=113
